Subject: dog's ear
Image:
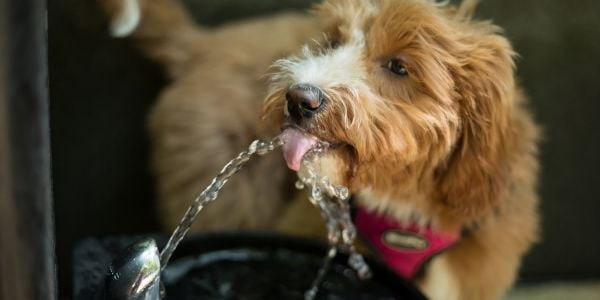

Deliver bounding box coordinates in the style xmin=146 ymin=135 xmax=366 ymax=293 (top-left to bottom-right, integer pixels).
xmin=435 ymin=27 xmax=516 ymax=223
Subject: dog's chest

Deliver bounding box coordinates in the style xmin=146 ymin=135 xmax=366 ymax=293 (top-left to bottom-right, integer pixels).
xmin=355 ymin=188 xmax=431 ymax=227
xmin=353 ymin=188 xmax=460 ymax=279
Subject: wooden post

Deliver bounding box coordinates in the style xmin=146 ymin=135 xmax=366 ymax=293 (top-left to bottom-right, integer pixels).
xmin=0 ymin=0 xmax=57 ymax=298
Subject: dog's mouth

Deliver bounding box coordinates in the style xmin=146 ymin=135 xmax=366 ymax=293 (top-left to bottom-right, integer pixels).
xmin=280 ymin=123 xmax=346 ymax=171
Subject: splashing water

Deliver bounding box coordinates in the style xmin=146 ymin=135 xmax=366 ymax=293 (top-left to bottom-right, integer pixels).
xmin=158 ymin=134 xmax=371 ymax=299
xmin=298 ymin=143 xmax=372 ymax=300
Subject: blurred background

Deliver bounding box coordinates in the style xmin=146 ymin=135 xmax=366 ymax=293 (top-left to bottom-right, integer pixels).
xmin=44 ymin=0 xmax=600 ymax=298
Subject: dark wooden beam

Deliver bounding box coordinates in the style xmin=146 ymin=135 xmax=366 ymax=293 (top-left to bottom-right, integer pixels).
xmin=0 ymin=0 xmax=57 ymax=298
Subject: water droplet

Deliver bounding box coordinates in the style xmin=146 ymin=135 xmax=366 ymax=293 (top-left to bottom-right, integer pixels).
xmin=313 ymin=186 xmax=321 ymax=194
xmin=357 ymin=268 xmax=372 ymax=280
xmin=342 ymin=228 xmax=356 ymax=244
xmin=248 ymin=140 xmax=259 ymax=154
xmin=207 ymin=192 xmax=218 ymax=201
xmin=256 ymin=141 xmax=269 ymax=155
xmin=311 ymin=187 xmax=323 ymax=201
xmin=304 ymin=288 xmax=317 ymax=300
xmin=348 ymin=253 xmax=372 ymax=280
xmin=272 ymin=135 xmax=285 ymax=147
xmin=328 ymin=231 xmax=340 ymax=244
xmin=337 ymin=187 xmax=349 ymax=200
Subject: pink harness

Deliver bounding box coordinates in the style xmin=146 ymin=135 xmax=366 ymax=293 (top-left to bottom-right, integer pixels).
xmin=355 ymin=206 xmax=461 ymax=279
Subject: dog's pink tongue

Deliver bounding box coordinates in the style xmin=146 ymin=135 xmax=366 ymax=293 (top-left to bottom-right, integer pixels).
xmin=281 ymin=128 xmax=318 ymax=171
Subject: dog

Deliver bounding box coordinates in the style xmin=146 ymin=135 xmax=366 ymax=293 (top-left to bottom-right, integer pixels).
xmin=99 ymin=0 xmax=540 ymax=299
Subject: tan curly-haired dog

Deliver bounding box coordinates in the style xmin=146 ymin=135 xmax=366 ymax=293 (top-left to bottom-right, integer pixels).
xmin=100 ymin=0 xmax=539 ymax=298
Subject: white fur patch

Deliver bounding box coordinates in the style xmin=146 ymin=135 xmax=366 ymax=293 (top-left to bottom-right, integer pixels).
xmin=110 ymin=0 xmax=141 ymax=37
xmin=274 ymin=41 xmax=366 ymax=90
xmin=419 ymin=255 xmax=460 ymax=300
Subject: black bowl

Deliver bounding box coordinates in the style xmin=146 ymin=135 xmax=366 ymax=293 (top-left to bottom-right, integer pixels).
xmin=161 ymin=231 xmax=426 ymax=300
xmin=73 ymin=231 xmax=426 ymax=300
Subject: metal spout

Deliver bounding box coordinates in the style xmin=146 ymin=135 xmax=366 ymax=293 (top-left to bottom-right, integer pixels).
xmin=99 ymin=238 xmax=162 ymax=300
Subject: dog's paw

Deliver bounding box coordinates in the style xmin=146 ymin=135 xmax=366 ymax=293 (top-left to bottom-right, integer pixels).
xmin=101 ymin=0 xmax=141 ymax=37
xmin=417 ymin=256 xmax=460 ymax=300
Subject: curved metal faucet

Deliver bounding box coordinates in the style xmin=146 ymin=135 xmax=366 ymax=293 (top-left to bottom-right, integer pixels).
xmin=98 ymin=238 xmax=162 ymax=300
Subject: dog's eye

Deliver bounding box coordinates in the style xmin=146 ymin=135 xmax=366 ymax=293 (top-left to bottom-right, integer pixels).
xmin=386 ymin=59 xmax=408 ymax=76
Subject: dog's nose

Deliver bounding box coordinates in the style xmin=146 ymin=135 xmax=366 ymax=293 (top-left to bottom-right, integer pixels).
xmin=286 ymin=84 xmax=325 ymax=120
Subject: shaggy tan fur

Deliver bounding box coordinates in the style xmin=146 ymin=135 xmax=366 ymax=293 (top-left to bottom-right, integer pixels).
xmin=99 ymin=0 xmax=540 ymax=299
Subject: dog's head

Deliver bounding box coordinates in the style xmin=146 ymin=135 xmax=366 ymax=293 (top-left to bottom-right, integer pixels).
xmin=263 ymin=0 xmax=517 ymax=221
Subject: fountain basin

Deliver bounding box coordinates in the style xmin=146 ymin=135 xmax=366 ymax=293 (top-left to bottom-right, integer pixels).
xmin=74 ymin=231 xmax=426 ymax=299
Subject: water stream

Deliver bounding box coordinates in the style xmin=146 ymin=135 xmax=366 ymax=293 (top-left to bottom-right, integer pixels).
xmin=296 ymin=144 xmax=372 ymax=300
xmin=159 ymin=137 xmax=284 ymax=268
xmin=159 ymin=134 xmax=371 ymax=299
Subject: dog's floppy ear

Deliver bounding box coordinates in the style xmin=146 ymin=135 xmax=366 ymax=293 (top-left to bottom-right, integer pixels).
xmin=436 ymin=27 xmax=516 ymax=222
